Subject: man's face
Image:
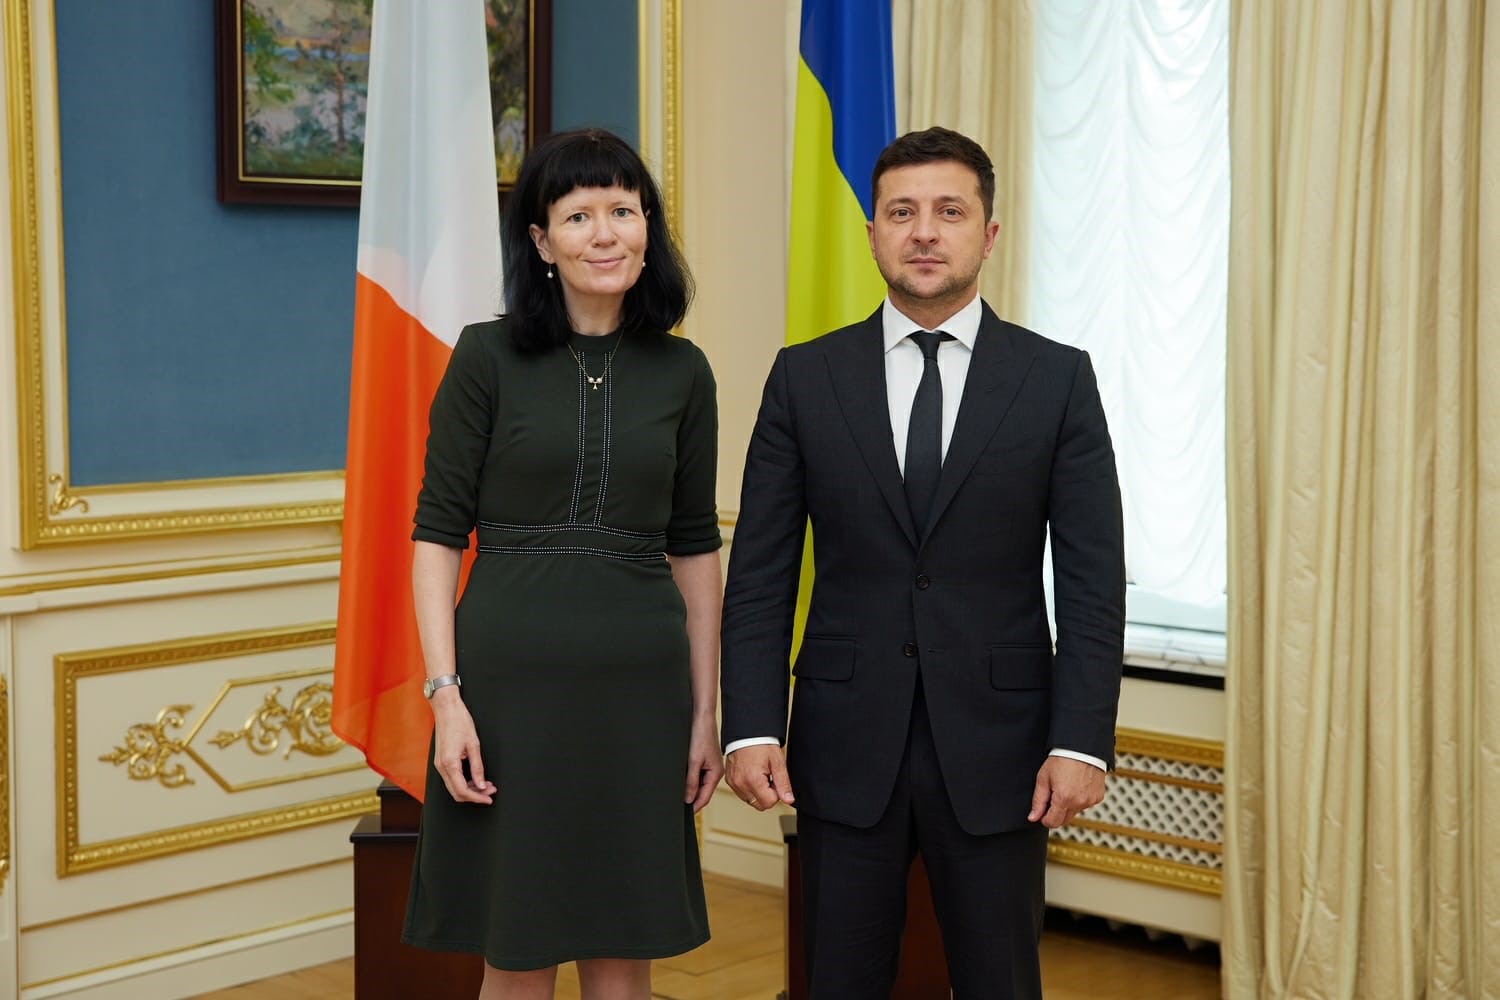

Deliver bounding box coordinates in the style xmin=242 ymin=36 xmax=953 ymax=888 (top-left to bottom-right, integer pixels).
xmin=867 ymin=161 xmax=999 ymax=315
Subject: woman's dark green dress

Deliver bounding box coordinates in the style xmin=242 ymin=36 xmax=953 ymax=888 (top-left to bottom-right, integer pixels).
xmin=401 ymin=319 xmax=719 ymax=970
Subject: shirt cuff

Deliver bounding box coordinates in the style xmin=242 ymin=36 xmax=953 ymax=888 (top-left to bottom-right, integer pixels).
xmin=725 ymin=736 xmax=781 ymax=755
xmin=1049 ymin=748 xmax=1108 ymax=772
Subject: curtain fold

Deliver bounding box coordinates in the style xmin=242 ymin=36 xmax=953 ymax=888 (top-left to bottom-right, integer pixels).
xmin=891 ymin=0 xmax=1032 ymax=320
xmin=1225 ymin=0 xmax=1499 ymax=996
xmin=1028 ymin=0 xmax=1230 ymax=606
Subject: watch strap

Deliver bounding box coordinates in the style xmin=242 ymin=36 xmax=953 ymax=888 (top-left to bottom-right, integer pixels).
xmin=423 ymin=673 xmax=462 ymax=698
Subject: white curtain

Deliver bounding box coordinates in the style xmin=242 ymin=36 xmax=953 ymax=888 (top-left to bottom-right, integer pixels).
xmin=1030 ymin=0 xmax=1229 ymax=609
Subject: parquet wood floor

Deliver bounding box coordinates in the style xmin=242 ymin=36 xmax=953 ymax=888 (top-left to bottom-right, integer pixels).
xmin=195 ymin=874 xmax=1220 ymax=999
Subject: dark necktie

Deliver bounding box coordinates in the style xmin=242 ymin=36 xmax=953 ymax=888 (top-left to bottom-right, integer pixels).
xmin=904 ymin=331 xmax=954 ymax=532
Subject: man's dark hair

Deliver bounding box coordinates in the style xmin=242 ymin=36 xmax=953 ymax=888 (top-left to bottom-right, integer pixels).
xmin=502 ymin=128 xmax=693 ymax=352
xmin=870 ymin=126 xmax=996 ymax=221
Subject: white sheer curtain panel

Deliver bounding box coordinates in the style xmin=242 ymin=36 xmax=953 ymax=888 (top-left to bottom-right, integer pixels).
xmin=1031 ymin=0 xmax=1229 ymax=611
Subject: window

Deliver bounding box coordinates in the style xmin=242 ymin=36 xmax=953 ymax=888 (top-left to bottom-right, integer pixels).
xmin=1031 ymin=0 xmax=1230 ymax=672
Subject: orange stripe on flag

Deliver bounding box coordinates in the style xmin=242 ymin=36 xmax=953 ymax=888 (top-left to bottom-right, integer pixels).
xmin=333 ymin=275 xmax=474 ymax=799
xmin=333 ymin=0 xmax=497 ymax=801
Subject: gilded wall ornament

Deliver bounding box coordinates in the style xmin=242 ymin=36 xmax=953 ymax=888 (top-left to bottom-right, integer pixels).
xmin=47 ymin=473 xmax=90 ymax=515
xmin=210 ymin=682 xmax=342 ymax=758
xmin=98 ymin=705 xmax=195 ymax=788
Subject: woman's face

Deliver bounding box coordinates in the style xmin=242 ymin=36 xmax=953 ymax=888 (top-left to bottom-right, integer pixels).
xmin=529 ymin=185 xmax=649 ymax=322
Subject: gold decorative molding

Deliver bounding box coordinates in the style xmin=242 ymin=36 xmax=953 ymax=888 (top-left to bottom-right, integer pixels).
xmin=87 ymin=668 xmax=362 ymax=794
xmin=663 ymin=0 xmax=681 ymax=230
xmin=48 ymin=471 xmax=90 ymax=513
xmin=8 ymin=0 xmax=47 ymax=549
xmin=27 ymin=501 xmax=345 ymax=548
xmin=61 ymin=791 xmax=375 ymax=877
xmin=1048 ymin=840 xmax=1222 ymax=896
xmin=1115 ymin=727 xmax=1225 ymax=769
xmin=211 ymin=681 xmax=341 ymax=759
xmin=186 ymin=668 xmax=364 ymax=793
xmin=99 ymin=705 xmax=196 ymax=788
xmin=1 ymin=675 xmax=10 ymax=893
xmin=0 ymin=547 xmax=340 ymax=599
xmin=55 ymin=623 xmax=374 ymax=876
xmin=637 ymin=0 xmax=682 ymax=240
xmin=5 ymin=0 xmax=343 ymax=549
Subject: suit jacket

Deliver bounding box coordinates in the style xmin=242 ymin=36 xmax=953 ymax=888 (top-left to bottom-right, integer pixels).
xmin=720 ymin=302 xmax=1125 ymax=836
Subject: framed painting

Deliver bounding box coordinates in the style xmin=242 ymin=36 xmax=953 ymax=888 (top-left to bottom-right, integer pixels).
xmin=215 ymin=0 xmax=552 ymax=206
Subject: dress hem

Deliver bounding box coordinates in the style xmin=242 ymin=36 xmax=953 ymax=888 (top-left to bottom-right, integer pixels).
xmin=399 ymin=929 xmax=711 ymax=972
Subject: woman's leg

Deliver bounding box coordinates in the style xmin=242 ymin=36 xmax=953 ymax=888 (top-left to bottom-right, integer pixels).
xmin=478 ymin=961 xmax=558 ymax=1000
xmin=575 ymin=958 xmax=652 ymax=1000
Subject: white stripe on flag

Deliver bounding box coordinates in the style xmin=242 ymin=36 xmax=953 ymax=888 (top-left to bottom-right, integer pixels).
xmin=358 ymin=0 xmax=503 ymax=347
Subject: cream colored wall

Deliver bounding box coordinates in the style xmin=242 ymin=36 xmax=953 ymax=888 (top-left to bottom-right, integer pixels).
xmin=680 ymin=0 xmax=798 ymax=527
xmin=678 ymin=0 xmax=801 ymax=888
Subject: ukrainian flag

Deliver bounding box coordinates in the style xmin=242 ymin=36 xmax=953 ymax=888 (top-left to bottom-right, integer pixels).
xmin=786 ymin=1 xmax=896 ymax=648
xmin=786 ymin=0 xmax=896 ymax=347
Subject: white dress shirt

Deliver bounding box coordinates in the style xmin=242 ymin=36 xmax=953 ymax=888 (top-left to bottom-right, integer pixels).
xmin=727 ymin=295 xmax=1105 ymax=774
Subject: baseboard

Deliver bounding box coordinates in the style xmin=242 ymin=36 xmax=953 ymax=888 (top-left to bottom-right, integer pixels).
xmin=701 ymin=828 xmax=785 ymax=889
xmin=21 ymin=913 xmax=352 ymax=1000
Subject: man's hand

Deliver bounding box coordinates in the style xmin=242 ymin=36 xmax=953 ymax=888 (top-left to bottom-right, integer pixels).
xmin=725 ymin=744 xmax=796 ymax=810
xmin=1028 ymin=755 xmax=1106 ymax=828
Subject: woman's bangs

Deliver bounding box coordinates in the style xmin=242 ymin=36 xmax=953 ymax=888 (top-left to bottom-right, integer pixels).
xmin=535 ymin=137 xmax=650 ymax=214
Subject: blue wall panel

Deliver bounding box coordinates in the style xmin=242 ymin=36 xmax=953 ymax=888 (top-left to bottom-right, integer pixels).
xmin=56 ymin=0 xmax=357 ymax=485
xmin=552 ymin=0 xmax=639 ymax=145
xmin=54 ymin=0 xmax=637 ymax=487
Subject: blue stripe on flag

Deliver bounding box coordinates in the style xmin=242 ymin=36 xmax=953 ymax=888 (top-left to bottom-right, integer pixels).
xmin=798 ymin=0 xmax=896 ymax=219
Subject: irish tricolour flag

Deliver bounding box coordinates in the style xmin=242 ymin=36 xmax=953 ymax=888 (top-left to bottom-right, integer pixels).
xmin=333 ymin=0 xmax=501 ymax=800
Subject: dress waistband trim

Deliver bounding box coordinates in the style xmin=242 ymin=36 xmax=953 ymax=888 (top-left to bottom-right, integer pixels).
xmin=475 ymin=521 xmax=666 ymax=561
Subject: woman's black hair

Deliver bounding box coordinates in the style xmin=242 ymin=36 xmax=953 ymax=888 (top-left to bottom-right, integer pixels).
xmin=501 ymin=128 xmax=694 ymax=352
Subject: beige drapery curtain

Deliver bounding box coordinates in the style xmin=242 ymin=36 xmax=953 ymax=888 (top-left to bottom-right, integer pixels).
xmin=891 ymin=0 xmax=1033 ymax=321
xmin=1225 ymin=0 xmax=1500 ymax=996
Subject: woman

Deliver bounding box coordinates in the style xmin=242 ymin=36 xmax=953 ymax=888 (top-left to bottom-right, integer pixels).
xmin=402 ymin=128 xmax=723 ymax=1000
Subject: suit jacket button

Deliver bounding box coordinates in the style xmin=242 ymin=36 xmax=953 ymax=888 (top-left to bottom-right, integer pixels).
xmin=915 ymin=574 xmax=931 ymax=590
xmin=902 ymin=642 xmax=918 ymax=658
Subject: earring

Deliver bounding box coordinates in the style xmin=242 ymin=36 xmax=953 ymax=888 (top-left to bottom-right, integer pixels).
xmin=546 ymin=267 xmax=553 ymax=279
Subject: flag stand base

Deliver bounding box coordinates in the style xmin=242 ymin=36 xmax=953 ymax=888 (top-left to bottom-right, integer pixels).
xmin=350 ymin=781 xmax=482 ymax=997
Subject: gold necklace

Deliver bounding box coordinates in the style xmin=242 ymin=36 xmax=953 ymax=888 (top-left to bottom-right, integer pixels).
xmin=567 ymin=335 xmax=622 ymax=390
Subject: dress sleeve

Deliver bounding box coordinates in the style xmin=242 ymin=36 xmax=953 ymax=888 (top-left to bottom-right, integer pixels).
xmin=665 ymin=343 xmax=723 ymax=555
xmin=411 ymin=324 xmax=494 ymax=548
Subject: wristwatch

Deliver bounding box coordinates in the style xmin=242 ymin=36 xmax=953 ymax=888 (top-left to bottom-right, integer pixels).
xmin=423 ymin=673 xmax=462 ymax=699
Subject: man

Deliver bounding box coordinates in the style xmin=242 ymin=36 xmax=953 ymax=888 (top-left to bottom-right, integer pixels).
xmin=720 ymin=126 xmax=1125 ymax=998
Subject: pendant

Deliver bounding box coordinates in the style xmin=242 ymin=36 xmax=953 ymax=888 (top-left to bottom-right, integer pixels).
xmin=587 ymin=375 xmax=604 ymax=390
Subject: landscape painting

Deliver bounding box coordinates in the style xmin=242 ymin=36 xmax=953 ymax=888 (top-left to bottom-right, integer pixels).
xmin=217 ymin=0 xmax=551 ymax=205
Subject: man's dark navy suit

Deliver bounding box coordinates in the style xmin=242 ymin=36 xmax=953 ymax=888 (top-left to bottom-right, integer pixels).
xmin=721 ymin=301 xmax=1125 ymax=997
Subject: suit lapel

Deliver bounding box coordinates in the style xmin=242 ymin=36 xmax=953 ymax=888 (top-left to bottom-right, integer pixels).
xmin=923 ymin=304 xmax=1035 ymax=541
xmin=824 ymin=312 xmax=920 ymax=549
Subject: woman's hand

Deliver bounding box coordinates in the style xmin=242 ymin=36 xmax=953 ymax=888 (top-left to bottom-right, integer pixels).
xmin=684 ymin=712 xmax=724 ymax=813
xmin=431 ymin=689 xmax=496 ymax=805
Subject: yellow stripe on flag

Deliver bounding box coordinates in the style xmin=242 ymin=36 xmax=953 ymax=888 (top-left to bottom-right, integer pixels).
xmin=785 ymin=58 xmax=888 ymax=348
